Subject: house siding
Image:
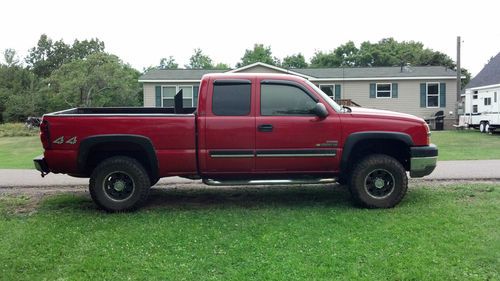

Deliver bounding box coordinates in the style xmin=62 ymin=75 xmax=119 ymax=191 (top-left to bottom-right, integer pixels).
xmin=142 ymin=82 xmax=199 ymax=107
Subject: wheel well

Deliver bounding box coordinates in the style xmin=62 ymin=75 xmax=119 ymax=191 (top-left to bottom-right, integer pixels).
xmin=84 ymin=142 xmax=155 ymax=181
xmin=344 ymin=139 xmax=410 ymax=172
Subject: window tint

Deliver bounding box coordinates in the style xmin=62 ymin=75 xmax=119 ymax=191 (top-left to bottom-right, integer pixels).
xmin=261 ymin=84 xmax=317 ymax=116
xmin=212 ymin=84 xmax=251 ymax=116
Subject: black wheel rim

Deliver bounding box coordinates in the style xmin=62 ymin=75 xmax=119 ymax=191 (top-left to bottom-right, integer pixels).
xmin=364 ymin=169 xmax=395 ymax=199
xmin=102 ymin=171 xmax=135 ymax=201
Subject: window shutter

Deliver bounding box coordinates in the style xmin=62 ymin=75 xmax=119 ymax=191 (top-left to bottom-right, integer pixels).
xmin=193 ymin=86 xmax=199 ymax=107
xmin=439 ymin=82 xmax=446 ymax=107
xmin=420 ymin=83 xmax=426 ymax=108
xmin=369 ymin=83 xmax=376 ymax=98
xmin=392 ymin=83 xmax=398 ymax=98
xmin=334 ymin=85 xmax=341 ymax=100
xmin=155 ymin=86 xmax=162 ymax=107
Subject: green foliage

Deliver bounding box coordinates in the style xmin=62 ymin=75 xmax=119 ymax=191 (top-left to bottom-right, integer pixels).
xmin=186 ymin=48 xmax=213 ymax=69
xmin=2 ymin=49 xmax=19 ymax=66
xmin=48 ymin=53 xmax=141 ymax=107
xmin=236 ymin=44 xmax=279 ymax=67
xmin=0 ymin=123 xmax=38 ymax=137
xmin=159 ymin=56 xmax=178 ymax=69
xmin=213 ymin=62 xmax=230 ymax=69
xmin=0 ymin=184 xmax=498 ymax=279
xmin=25 ymin=34 xmax=105 ymax=78
xmin=281 ymin=53 xmax=308 ymax=68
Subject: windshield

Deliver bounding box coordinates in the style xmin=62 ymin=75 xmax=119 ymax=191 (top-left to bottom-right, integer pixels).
xmin=305 ymin=80 xmax=342 ymax=112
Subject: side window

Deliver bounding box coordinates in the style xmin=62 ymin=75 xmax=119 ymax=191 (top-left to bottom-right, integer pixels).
xmin=212 ymin=83 xmax=251 ymax=116
xmin=261 ymin=84 xmax=317 ymax=116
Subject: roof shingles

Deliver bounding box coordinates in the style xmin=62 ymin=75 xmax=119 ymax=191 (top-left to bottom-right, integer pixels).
xmin=466 ymin=52 xmax=500 ymax=89
xmin=139 ymin=65 xmax=457 ymax=81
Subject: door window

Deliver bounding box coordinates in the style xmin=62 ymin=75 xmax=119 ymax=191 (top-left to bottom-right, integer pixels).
xmin=260 ymin=84 xmax=316 ymax=116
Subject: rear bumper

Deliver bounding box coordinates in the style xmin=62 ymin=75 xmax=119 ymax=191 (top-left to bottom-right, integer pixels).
xmin=33 ymin=155 xmax=50 ymax=174
xmin=410 ymin=144 xmax=438 ymax=178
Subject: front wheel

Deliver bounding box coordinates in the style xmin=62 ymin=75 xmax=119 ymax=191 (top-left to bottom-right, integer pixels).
xmin=479 ymin=122 xmax=486 ymax=133
xmin=349 ymin=154 xmax=408 ymax=208
xmin=89 ymin=156 xmax=151 ymax=212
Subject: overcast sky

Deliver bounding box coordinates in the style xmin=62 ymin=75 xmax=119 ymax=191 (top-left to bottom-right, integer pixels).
xmin=1 ymin=0 xmax=499 ymax=76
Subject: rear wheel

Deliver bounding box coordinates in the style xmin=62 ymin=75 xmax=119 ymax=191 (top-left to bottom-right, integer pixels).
xmin=349 ymin=154 xmax=407 ymax=208
xmin=485 ymin=123 xmax=490 ymax=133
xmin=89 ymin=156 xmax=151 ymax=212
xmin=480 ymin=122 xmax=486 ymax=133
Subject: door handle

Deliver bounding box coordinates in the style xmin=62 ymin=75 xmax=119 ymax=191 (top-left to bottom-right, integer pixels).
xmin=258 ymin=124 xmax=273 ymax=132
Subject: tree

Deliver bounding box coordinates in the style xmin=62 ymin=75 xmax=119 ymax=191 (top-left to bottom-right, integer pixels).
xmin=159 ymin=56 xmax=178 ymax=69
xmin=26 ymin=34 xmax=105 ymax=78
xmin=213 ymin=62 xmax=230 ymax=69
xmin=236 ymin=44 xmax=279 ymax=67
xmin=282 ymin=53 xmax=308 ymax=68
xmin=71 ymin=38 xmax=105 ymax=60
xmin=310 ymin=51 xmax=341 ymax=68
xmin=48 ymin=53 xmax=141 ymax=108
xmin=2 ymin=49 xmax=19 ymax=66
xmin=186 ymin=48 xmax=213 ymax=69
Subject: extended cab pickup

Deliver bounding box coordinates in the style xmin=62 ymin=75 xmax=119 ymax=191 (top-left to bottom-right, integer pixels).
xmin=34 ymin=73 xmax=437 ymax=211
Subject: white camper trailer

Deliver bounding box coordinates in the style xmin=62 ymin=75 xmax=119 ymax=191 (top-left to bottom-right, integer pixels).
xmin=462 ymin=84 xmax=500 ymax=132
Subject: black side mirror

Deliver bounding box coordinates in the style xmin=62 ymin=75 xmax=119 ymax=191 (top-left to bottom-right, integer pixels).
xmin=313 ymin=103 xmax=329 ymax=118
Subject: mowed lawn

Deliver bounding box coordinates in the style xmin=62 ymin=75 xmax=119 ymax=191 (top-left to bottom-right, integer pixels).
xmin=0 ymin=136 xmax=42 ymax=169
xmin=0 ymin=184 xmax=498 ymax=280
xmin=431 ymin=130 xmax=500 ymax=160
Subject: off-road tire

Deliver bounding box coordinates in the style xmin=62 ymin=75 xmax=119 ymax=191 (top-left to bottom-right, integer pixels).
xmin=349 ymin=154 xmax=407 ymax=208
xmin=89 ymin=156 xmax=151 ymax=212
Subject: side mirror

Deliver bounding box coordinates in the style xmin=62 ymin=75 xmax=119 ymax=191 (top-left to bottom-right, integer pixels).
xmin=313 ymin=103 xmax=329 ymax=118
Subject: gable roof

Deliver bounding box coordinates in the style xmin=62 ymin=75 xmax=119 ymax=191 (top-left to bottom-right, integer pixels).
xmin=138 ymin=62 xmax=458 ymax=82
xmin=466 ymin=52 xmax=500 ymax=89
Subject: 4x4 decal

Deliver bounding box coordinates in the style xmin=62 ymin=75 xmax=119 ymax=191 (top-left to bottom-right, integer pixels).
xmin=52 ymin=136 xmax=77 ymax=145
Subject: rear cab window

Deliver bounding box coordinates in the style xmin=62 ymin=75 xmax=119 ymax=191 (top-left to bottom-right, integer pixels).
xmin=212 ymin=80 xmax=251 ymax=116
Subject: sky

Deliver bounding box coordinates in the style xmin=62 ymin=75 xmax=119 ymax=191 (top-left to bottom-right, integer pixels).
xmin=1 ymin=0 xmax=499 ymax=76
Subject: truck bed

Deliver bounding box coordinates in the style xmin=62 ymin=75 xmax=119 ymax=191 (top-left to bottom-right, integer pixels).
xmin=48 ymin=107 xmax=197 ymax=116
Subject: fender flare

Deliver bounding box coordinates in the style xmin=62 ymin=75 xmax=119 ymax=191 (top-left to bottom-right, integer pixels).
xmin=77 ymin=134 xmax=159 ymax=180
xmin=340 ymin=131 xmax=414 ymax=172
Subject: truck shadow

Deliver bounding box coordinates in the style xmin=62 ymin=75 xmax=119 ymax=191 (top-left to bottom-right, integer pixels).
xmin=143 ymin=184 xmax=353 ymax=210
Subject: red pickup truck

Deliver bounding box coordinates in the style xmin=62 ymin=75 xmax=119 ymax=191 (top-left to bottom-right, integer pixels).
xmin=34 ymin=73 xmax=437 ymax=211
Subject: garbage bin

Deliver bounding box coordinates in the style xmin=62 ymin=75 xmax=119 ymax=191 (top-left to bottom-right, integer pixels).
xmin=434 ymin=110 xmax=444 ymax=131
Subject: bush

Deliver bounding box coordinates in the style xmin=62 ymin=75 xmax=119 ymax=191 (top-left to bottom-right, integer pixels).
xmin=0 ymin=123 xmax=38 ymax=137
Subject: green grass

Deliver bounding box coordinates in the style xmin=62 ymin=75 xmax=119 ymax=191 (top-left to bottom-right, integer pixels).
xmin=431 ymin=130 xmax=500 ymax=160
xmin=0 ymin=184 xmax=498 ymax=280
xmin=0 ymin=136 xmax=41 ymax=169
xmin=0 ymin=123 xmax=38 ymax=137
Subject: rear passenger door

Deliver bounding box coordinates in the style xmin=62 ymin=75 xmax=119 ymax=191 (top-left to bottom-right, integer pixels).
xmin=255 ymin=80 xmax=340 ymax=173
xmin=203 ymin=79 xmax=256 ymax=174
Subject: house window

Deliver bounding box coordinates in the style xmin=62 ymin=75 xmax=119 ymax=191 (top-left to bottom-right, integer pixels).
xmin=162 ymin=86 xmax=176 ymax=108
xmin=376 ymin=83 xmax=392 ymax=98
xmin=426 ymin=83 xmax=440 ymax=108
xmin=162 ymin=85 xmax=195 ymax=108
xmin=473 ymin=105 xmax=478 ymax=113
xmin=484 ymin=97 xmax=491 ymax=106
xmin=495 ymin=92 xmax=497 ymax=103
xmin=319 ymin=84 xmax=335 ymax=99
xmin=473 ymin=91 xmax=478 ymax=99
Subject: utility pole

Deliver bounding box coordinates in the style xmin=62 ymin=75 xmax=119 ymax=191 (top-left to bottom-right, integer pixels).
xmin=456 ymin=36 xmax=461 ymax=102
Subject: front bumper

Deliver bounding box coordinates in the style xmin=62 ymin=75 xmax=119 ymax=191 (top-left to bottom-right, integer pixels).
xmin=410 ymin=144 xmax=438 ymax=178
xmin=33 ymin=155 xmax=50 ymax=175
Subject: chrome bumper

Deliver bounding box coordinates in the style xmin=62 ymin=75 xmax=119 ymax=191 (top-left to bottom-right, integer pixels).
xmin=410 ymin=144 xmax=438 ymax=178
